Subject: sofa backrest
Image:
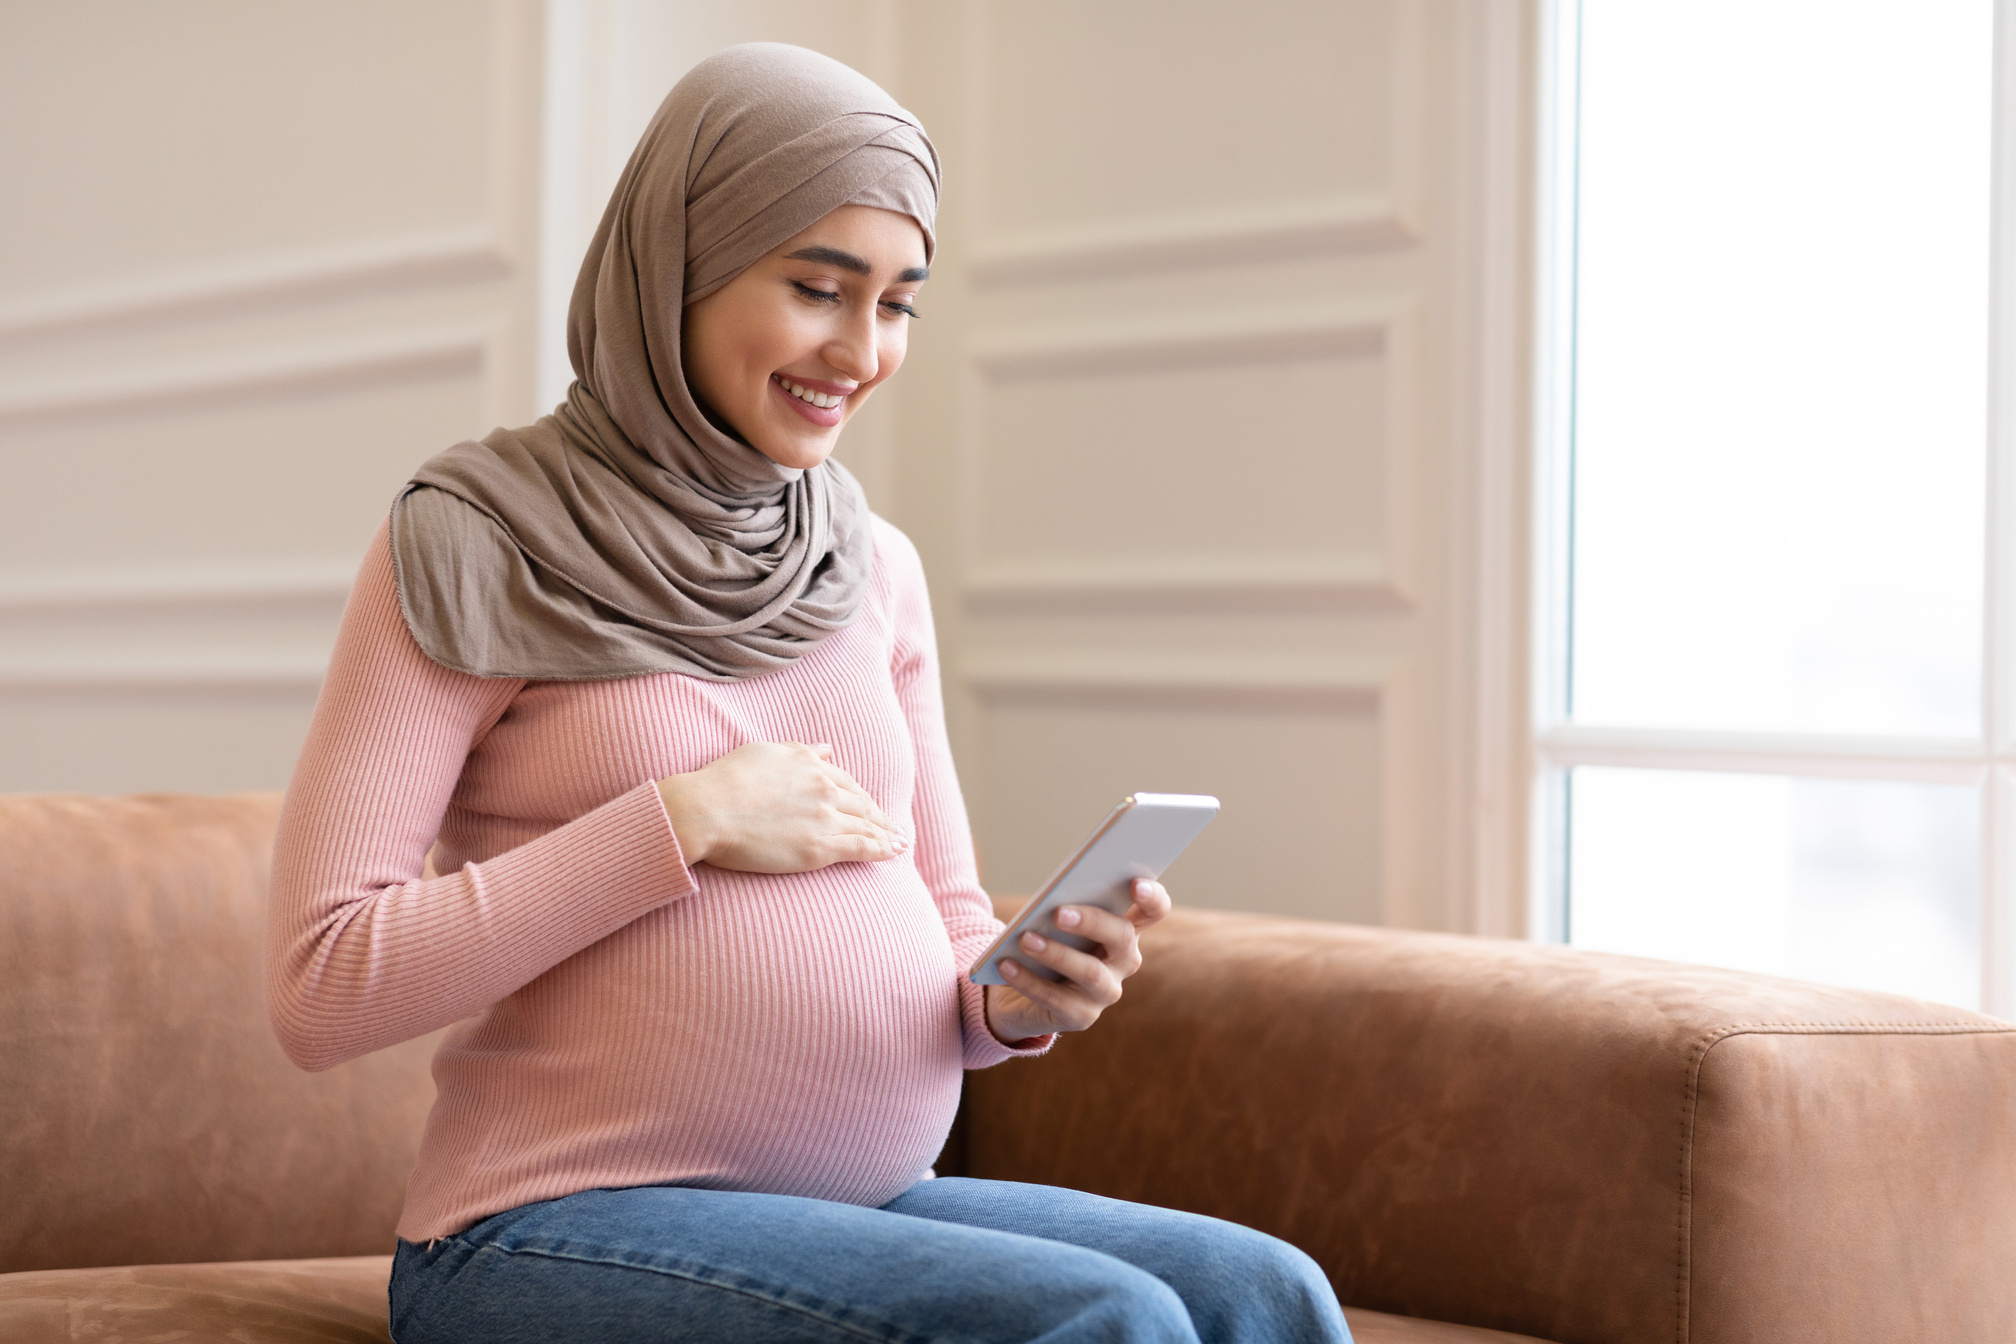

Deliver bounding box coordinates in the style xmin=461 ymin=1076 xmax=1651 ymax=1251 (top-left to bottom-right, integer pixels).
xmin=0 ymin=793 xmax=438 ymax=1273
xmin=962 ymin=903 xmax=2016 ymax=1344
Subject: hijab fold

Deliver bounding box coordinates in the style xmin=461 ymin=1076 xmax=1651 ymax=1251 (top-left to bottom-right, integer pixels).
xmin=389 ymin=43 xmax=939 ymax=681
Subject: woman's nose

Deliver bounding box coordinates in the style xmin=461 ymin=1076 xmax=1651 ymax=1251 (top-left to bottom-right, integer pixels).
xmin=822 ymin=313 xmax=878 ymax=384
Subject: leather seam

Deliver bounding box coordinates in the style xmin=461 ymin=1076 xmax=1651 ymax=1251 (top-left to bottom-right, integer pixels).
xmin=1674 ymin=1020 xmax=2015 ymax=1342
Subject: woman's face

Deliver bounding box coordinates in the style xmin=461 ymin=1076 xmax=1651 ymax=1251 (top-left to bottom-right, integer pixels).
xmin=682 ymin=204 xmax=928 ymax=471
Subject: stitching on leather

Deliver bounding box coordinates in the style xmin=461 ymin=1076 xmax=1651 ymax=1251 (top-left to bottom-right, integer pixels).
xmin=1679 ymin=1021 xmax=2006 ymax=1035
xmin=1673 ymin=1020 xmax=2015 ymax=1343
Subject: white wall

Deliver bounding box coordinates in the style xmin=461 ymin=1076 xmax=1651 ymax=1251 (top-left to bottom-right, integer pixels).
xmin=881 ymin=0 xmax=1537 ymax=933
xmin=1 ymin=0 xmax=1536 ymax=935
xmin=0 ymin=0 xmax=542 ymax=794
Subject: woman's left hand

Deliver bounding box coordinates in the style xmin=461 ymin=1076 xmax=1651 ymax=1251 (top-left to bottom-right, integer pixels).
xmin=982 ymin=878 xmax=1172 ymax=1043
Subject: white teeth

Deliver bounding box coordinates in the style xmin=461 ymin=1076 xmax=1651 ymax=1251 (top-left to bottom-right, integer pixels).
xmin=782 ymin=379 xmax=846 ymax=409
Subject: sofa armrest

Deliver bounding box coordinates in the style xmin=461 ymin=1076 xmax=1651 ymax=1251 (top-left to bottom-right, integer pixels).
xmin=960 ymin=905 xmax=2016 ymax=1344
xmin=0 ymin=794 xmax=439 ymax=1273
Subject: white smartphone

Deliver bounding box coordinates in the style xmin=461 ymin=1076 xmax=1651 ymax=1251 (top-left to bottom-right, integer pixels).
xmin=968 ymin=793 xmax=1220 ymax=986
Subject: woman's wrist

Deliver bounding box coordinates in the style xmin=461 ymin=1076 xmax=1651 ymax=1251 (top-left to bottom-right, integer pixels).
xmin=654 ymin=774 xmax=714 ymax=866
xmin=982 ymin=984 xmax=1045 ymax=1047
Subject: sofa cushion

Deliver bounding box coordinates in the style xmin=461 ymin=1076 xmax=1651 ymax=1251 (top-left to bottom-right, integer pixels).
xmin=1343 ymin=1306 xmax=1555 ymax=1343
xmin=0 ymin=1256 xmax=1552 ymax=1344
xmin=0 ymin=1256 xmax=396 ymax=1343
xmin=0 ymin=793 xmax=441 ymax=1272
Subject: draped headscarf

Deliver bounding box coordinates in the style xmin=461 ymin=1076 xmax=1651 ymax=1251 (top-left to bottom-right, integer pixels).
xmin=388 ymin=43 xmax=940 ymax=681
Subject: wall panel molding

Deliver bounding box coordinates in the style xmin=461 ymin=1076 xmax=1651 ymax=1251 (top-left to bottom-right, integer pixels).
xmin=0 ymin=228 xmax=509 ymax=344
xmin=0 ymin=327 xmax=489 ymax=425
xmin=0 ymin=2 xmax=540 ymax=795
xmin=962 ymin=648 xmax=1414 ymax=926
xmin=961 ymin=650 xmax=1393 ymax=714
xmin=0 ymin=557 xmax=355 ymax=690
xmin=0 ymin=634 xmax=337 ymax=690
xmin=0 ymin=654 xmax=330 ymax=691
xmin=968 ymin=193 xmax=1418 ymax=287
xmin=963 ymin=301 xmax=1418 ymax=608
xmin=0 ymin=558 xmax=357 ymax=611
xmin=967 ymin=0 xmax=1427 ymax=289
xmin=962 ymin=554 xmax=1407 ymax=614
xmin=970 ymin=300 xmax=1390 ymax=380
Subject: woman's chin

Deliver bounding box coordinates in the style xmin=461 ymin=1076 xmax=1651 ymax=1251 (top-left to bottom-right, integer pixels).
xmin=752 ymin=431 xmax=838 ymax=471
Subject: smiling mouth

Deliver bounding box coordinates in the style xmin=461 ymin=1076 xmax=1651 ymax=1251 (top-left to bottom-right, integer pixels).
xmin=775 ymin=376 xmax=849 ymax=409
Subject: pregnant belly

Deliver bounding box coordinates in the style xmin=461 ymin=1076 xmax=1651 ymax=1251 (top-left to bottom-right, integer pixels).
xmin=429 ymin=860 xmax=968 ymax=1206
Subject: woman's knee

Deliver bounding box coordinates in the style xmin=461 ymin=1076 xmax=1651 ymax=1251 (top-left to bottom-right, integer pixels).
xmin=1174 ymin=1225 xmax=1349 ymax=1343
xmin=1052 ymin=1259 xmax=1198 ymax=1343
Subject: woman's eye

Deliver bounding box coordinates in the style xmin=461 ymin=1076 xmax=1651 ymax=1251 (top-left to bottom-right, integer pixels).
xmin=881 ymin=300 xmax=920 ymax=319
xmin=790 ymin=281 xmax=842 ymax=304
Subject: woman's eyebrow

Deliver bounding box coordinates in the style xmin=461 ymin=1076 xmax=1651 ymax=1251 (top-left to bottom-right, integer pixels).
xmin=783 ymin=246 xmax=930 ymax=284
xmin=784 ymin=245 xmax=871 ymax=274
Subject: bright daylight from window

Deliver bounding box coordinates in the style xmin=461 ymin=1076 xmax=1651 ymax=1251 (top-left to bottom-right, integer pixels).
xmin=1548 ymin=1 xmax=1997 ymax=1009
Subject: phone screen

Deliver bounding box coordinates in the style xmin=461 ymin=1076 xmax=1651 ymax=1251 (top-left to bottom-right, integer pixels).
xmin=967 ymin=793 xmax=1218 ymax=986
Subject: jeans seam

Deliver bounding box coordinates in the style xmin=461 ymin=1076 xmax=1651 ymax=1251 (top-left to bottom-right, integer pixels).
xmin=461 ymin=1239 xmax=923 ymax=1344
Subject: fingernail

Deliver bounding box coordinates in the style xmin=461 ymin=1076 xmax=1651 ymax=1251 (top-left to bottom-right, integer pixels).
xmin=1055 ymin=907 xmax=1081 ymax=928
xmin=1022 ymin=932 xmax=1046 ymax=951
xmin=1001 ymin=960 xmax=1021 ymax=978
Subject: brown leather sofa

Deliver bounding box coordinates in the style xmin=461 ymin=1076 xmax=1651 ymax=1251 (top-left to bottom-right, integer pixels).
xmin=3 ymin=792 xmax=2013 ymax=1343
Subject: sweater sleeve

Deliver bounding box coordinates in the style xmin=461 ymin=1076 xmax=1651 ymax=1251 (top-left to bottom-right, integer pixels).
xmin=879 ymin=520 xmax=1053 ymax=1067
xmin=266 ymin=522 xmax=698 ymax=1071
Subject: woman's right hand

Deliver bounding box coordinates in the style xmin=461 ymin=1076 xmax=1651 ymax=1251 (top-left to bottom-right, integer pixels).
xmin=655 ymin=741 xmax=907 ymax=873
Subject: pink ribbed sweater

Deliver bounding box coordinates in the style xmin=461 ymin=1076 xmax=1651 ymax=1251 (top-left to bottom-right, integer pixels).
xmin=267 ymin=516 xmax=1045 ymax=1242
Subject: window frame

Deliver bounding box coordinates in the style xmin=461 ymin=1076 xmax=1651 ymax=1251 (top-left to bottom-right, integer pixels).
xmin=1530 ymin=0 xmax=2016 ymax=1017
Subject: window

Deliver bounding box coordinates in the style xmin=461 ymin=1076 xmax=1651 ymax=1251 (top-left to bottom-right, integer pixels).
xmin=1538 ymin=1 xmax=2006 ymax=1012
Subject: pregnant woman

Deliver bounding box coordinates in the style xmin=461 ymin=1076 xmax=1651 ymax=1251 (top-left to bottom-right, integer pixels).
xmin=267 ymin=43 xmax=1350 ymax=1344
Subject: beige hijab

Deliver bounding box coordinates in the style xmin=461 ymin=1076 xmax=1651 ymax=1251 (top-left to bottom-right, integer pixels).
xmin=389 ymin=43 xmax=939 ymax=681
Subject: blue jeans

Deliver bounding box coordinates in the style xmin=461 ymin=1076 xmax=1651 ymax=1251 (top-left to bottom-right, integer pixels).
xmin=389 ymin=1177 xmax=1351 ymax=1343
